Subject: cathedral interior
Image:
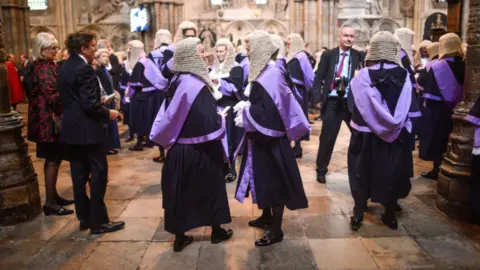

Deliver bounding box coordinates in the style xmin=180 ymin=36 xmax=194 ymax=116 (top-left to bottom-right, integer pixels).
xmin=1 ymin=0 xmax=480 ymax=269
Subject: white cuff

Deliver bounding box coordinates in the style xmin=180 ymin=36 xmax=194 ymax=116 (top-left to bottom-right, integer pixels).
xmin=244 ymin=83 xmax=252 ymax=97
xmin=473 ymin=147 xmax=480 ymax=156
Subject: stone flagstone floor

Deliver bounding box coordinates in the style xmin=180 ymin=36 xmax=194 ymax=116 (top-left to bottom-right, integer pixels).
xmin=1 ymin=105 xmax=480 ymax=269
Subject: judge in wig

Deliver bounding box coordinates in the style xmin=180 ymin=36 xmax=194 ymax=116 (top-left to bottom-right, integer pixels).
xmin=150 ymin=37 xmax=233 ymax=252
xmin=286 ymin=33 xmax=314 ymax=158
xmin=128 ymin=40 xmax=168 ymax=151
xmin=394 ymin=28 xmax=416 ymax=88
xmin=119 ymin=41 xmax=136 ymax=142
xmin=145 ymin=29 xmax=172 ymax=163
xmin=419 ymin=33 xmax=465 ymax=180
xmin=348 ymin=31 xmax=421 ymax=231
xmin=210 ymin=38 xmax=245 ymax=182
xmin=234 ymin=30 xmax=310 ymax=246
xmin=162 ymin=21 xmax=198 ymax=80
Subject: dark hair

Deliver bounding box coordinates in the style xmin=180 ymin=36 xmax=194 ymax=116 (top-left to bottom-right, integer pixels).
xmin=182 ymin=28 xmax=196 ymax=37
xmin=65 ymin=31 xmax=97 ymax=55
xmin=322 ymin=46 xmax=329 ymax=51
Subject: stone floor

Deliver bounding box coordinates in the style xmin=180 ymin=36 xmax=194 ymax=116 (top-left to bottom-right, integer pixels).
xmin=1 ymin=105 xmax=480 ymax=269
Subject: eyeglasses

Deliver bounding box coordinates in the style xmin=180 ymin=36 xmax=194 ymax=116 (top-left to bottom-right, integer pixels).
xmin=44 ymin=46 xmax=59 ymax=51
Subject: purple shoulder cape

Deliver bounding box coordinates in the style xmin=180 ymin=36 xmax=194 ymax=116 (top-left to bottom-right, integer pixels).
xmin=149 ymin=49 xmax=164 ymax=69
xmin=138 ymin=56 xmax=168 ymax=91
xmin=149 ymin=74 xmax=209 ymax=149
xmin=276 ymin=58 xmax=303 ymax=102
xmin=350 ymin=63 xmax=414 ymax=143
xmin=429 ymin=58 xmax=464 ymax=109
xmin=292 ymin=51 xmax=314 ymax=90
xmin=249 ymin=64 xmax=311 ymax=142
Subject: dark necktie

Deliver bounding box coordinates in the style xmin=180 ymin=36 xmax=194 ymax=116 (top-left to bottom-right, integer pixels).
xmin=331 ymin=52 xmax=347 ymax=90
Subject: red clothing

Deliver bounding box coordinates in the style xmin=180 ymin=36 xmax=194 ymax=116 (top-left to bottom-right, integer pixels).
xmin=6 ymin=60 xmax=25 ymax=105
xmin=27 ymin=60 xmax=63 ymax=143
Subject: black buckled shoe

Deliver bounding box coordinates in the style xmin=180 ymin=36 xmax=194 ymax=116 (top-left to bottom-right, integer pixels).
xmin=90 ymin=221 xmax=125 ymax=234
xmin=174 ymin=235 xmax=193 ymax=252
xmin=421 ymin=169 xmax=439 ymax=180
xmin=248 ymin=217 xmax=272 ymax=229
xmin=43 ymin=205 xmax=74 ymax=216
xmin=255 ymin=231 xmax=284 ymax=247
xmin=382 ymin=214 xmax=398 ymax=230
xmin=211 ymin=228 xmax=233 ymax=244
xmin=350 ymin=216 xmax=363 ymax=231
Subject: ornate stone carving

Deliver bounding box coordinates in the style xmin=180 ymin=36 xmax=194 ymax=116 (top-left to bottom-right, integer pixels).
xmin=223 ymin=20 xmax=256 ymax=47
xmin=399 ymin=0 xmax=414 ymax=18
xmin=371 ymin=18 xmax=401 ymax=35
xmin=78 ymin=0 xmax=136 ymax=24
xmin=257 ymin=19 xmax=288 ymax=38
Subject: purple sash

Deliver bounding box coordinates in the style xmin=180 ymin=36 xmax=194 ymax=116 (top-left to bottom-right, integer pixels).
xmin=276 ymin=58 xmax=303 ymax=102
xmin=149 ymin=49 xmax=164 ymax=69
xmin=138 ymin=57 xmax=168 ymax=91
xmin=350 ymin=63 xmax=413 ymax=143
xmin=431 ymin=58 xmax=464 ymax=109
xmin=256 ymin=65 xmax=311 ymax=142
xmin=292 ymin=51 xmax=314 ymax=90
xmin=149 ymin=74 xmax=205 ymax=149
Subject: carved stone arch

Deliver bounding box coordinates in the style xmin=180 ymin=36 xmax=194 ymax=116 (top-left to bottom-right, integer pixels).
xmin=256 ymin=20 xmax=288 ymax=37
xmin=80 ymin=24 xmax=107 ymax=39
xmin=30 ymin=26 xmax=57 ymax=41
xmin=341 ymin=18 xmax=371 ymax=49
xmin=109 ymin=24 xmax=140 ymax=52
xmin=371 ymin=19 xmax=401 ymax=35
xmin=422 ymin=12 xmax=447 ymax=40
xmin=224 ymin=20 xmax=255 ymax=47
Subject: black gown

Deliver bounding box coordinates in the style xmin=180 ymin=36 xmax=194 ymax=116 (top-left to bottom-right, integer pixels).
xmin=162 ymin=86 xmax=232 ymax=234
xmin=236 ymin=82 xmax=309 ymax=211
xmin=287 ymin=58 xmax=310 ymax=141
xmin=119 ymin=66 xmax=130 ymax=125
xmin=348 ymin=66 xmax=414 ymax=206
xmin=96 ymin=67 xmax=121 ymax=150
xmin=146 ymin=53 xmax=166 ymax=141
xmin=129 ymin=62 xmax=154 ymax=137
xmin=419 ymin=56 xmax=465 ymax=162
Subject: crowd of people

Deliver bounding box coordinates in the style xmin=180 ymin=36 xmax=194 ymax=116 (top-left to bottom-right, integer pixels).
xmin=11 ymin=19 xmax=479 ymax=252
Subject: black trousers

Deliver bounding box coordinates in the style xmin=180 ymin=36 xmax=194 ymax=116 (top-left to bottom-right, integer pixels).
xmin=68 ymin=144 xmax=109 ymax=227
xmin=316 ymin=98 xmax=352 ymax=175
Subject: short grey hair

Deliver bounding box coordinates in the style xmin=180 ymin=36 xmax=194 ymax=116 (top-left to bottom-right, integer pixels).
xmin=339 ymin=25 xmax=355 ymax=36
xmin=32 ymin=32 xmax=58 ymax=60
xmin=97 ymin=39 xmax=110 ymax=49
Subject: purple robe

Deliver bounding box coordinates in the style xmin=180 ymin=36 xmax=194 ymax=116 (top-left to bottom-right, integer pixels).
xmin=235 ymin=64 xmax=310 ymax=206
xmin=138 ymin=57 xmax=168 ymax=92
xmin=291 ymin=51 xmax=314 ymax=90
xmin=149 ymin=74 xmax=226 ymax=151
xmin=239 ymin=57 xmax=249 ymax=88
xmin=350 ymin=63 xmax=419 ymax=143
xmin=424 ymin=57 xmax=464 ymax=109
xmin=149 ymin=49 xmax=164 ymax=69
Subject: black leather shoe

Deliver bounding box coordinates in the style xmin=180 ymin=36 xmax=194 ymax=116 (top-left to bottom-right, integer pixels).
xmin=90 ymin=221 xmax=125 ymax=234
xmin=174 ymin=235 xmax=193 ymax=252
xmin=211 ymin=228 xmax=233 ymax=244
xmin=56 ymin=195 xmax=74 ymax=206
xmin=382 ymin=215 xmax=398 ymax=230
xmin=421 ymin=169 xmax=439 ymax=180
xmin=255 ymin=231 xmax=284 ymax=247
xmin=248 ymin=217 xmax=272 ymax=229
xmin=153 ymin=156 xmax=165 ymax=163
xmin=129 ymin=145 xmax=143 ymax=151
xmin=80 ymin=220 xmax=90 ymax=231
xmin=350 ymin=216 xmax=363 ymax=231
xmin=43 ymin=205 xmax=74 ymax=216
xmin=317 ymin=174 xmax=326 ymax=184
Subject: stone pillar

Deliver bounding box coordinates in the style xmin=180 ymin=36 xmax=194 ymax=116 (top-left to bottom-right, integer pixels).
xmin=437 ymin=0 xmax=480 ymax=222
xmin=0 ymin=0 xmax=41 ymax=225
xmin=54 ymin=0 xmax=75 ymax=45
xmin=412 ymin=0 xmax=424 ymax=46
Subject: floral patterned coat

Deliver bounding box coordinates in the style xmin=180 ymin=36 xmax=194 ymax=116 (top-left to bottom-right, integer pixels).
xmin=27 ymin=60 xmax=63 ymax=143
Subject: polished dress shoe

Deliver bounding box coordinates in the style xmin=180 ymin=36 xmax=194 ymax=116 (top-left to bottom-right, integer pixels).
xmin=255 ymin=231 xmax=284 ymax=247
xmin=174 ymin=235 xmax=193 ymax=252
xmin=43 ymin=205 xmax=74 ymax=216
xmin=381 ymin=215 xmax=398 ymax=230
xmin=248 ymin=217 xmax=272 ymax=229
xmin=80 ymin=220 xmax=90 ymax=231
xmin=90 ymin=221 xmax=125 ymax=234
xmin=56 ymin=195 xmax=74 ymax=206
xmin=317 ymin=174 xmax=326 ymax=184
xmin=211 ymin=228 xmax=233 ymax=244
xmin=421 ymin=169 xmax=439 ymax=180
xmin=350 ymin=216 xmax=363 ymax=231
xmin=129 ymin=144 xmax=144 ymax=151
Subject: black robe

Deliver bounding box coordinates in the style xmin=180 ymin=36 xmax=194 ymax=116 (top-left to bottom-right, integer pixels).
xmin=419 ymin=56 xmax=465 ymax=162
xmin=162 ymin=86 xmax=231 ymax=234
xmin=236 ymin=82 xmax=308 ymax=211
xmin=287 ymin=58 xmax=310 ymax=141
xmin=129 ymin=62 xmax=154 ymax=137
xmin=146 ymin=53 xmax=166 ymax=140
xmin=348 ymin=66 xmax=415 ymax=206
xmin=119 ymin=65 xmax=130 ymax=125
xmin=96 ymin=66 xmax=120 ymax=150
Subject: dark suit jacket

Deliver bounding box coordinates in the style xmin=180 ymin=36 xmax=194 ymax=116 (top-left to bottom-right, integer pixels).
xmin=57 ymin=54 xmax=110 ymax=145
xmin=21 ymin=60 xmax=33 ymax=100
xmin=312 ymin=47 xmax=364 ymax=113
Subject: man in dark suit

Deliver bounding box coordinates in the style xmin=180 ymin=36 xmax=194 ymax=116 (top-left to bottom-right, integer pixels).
xmin=312 ymin=25 xmax=364 ymax=184
xmin=58 ymin=31 xmax=125 ymax=234
xmin=19 ymin=54 xmax=33 ymax=101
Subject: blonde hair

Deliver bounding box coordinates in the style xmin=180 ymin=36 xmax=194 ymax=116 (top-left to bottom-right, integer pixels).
xmin=33 ymin=32 xmax=58 ymax=60
xmin=95 ymin=48 xmax=109 ymax=59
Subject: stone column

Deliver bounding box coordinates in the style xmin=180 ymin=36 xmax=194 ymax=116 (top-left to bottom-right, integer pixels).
xmin=0 ymin=0 xmax=41 ymax=225
xmin=54 ymin=0 xmax=75 ymax=45
xmin=437 ymin=0 xmax=480 ymax=222
xmin=412 ymin=0 xmax=424 ymax=46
